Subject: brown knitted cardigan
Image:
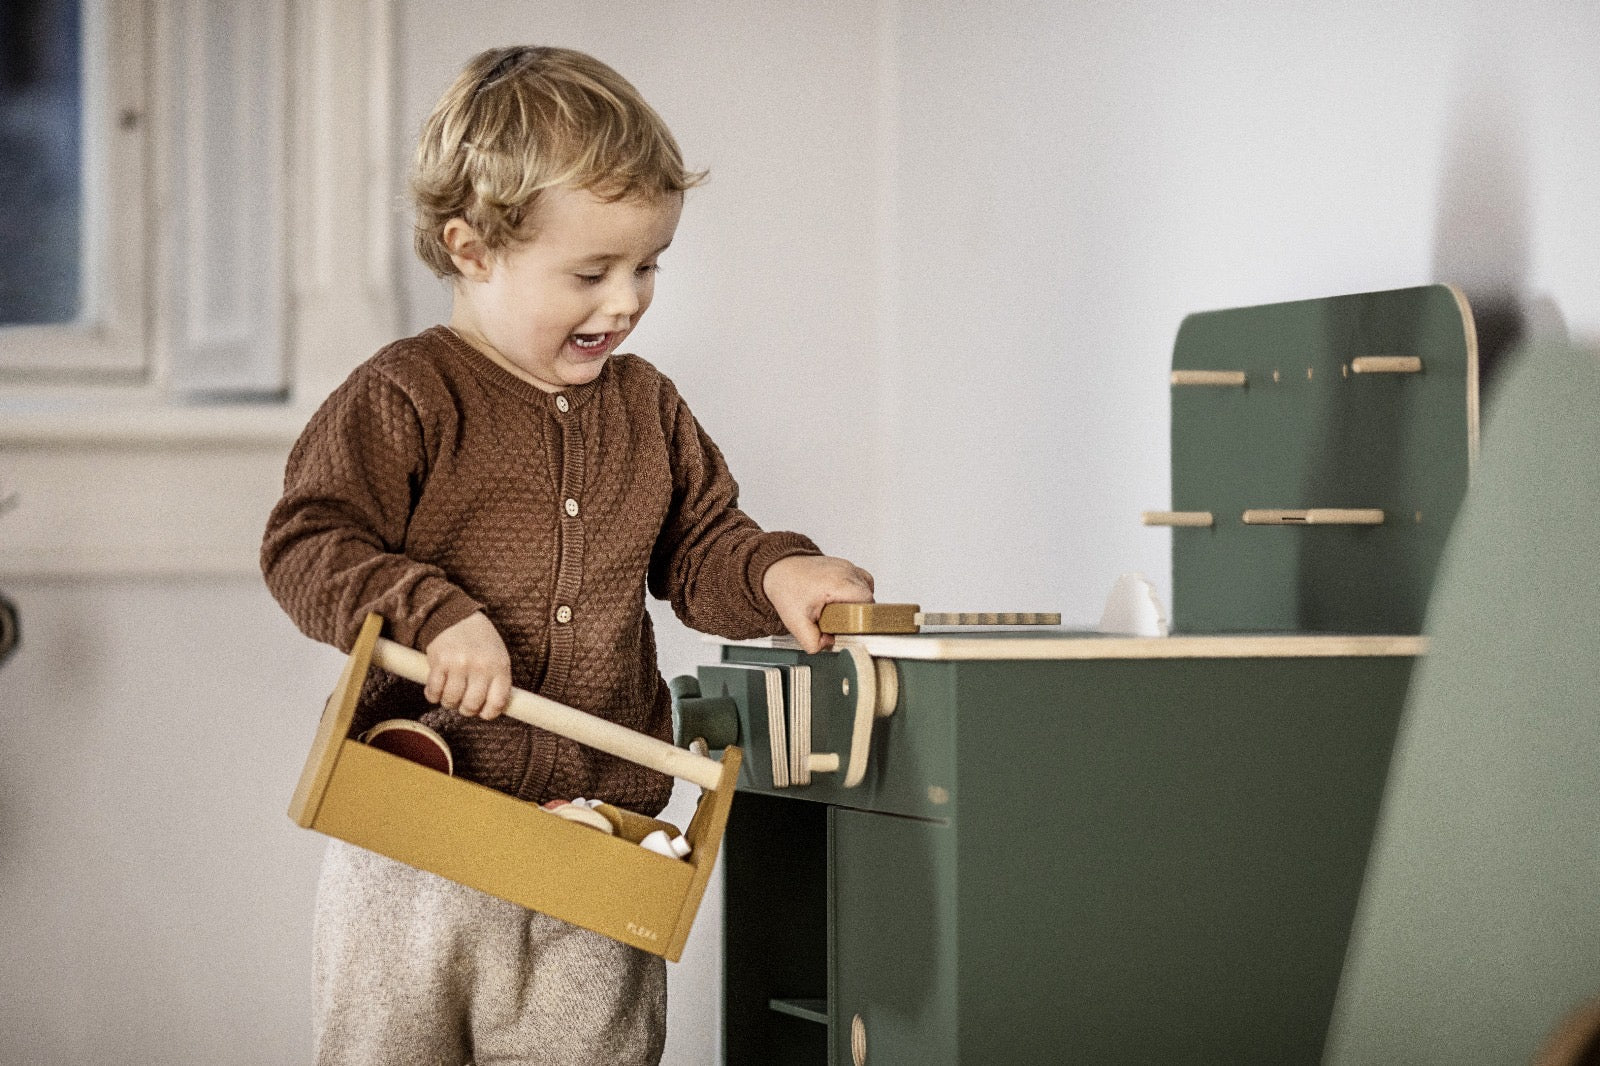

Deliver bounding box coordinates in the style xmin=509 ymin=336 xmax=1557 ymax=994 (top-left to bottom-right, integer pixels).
xmin=262 ymin=326 xmax=818 ymax=815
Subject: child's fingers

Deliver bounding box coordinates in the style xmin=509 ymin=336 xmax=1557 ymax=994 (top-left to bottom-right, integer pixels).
xmin=819 ymin=565 xmax=874 ymax=606
xmin=789 ymin=610 xmax=826 ymax=655
xmin=839 ymin=564 xmax=875 ymax=598
xmin=458 ymin=674 xmax=490 ymax=717
xmin=422 ymin=612 xmax=512 ymax=714
xmin=481 ymin=672 xmax=512 ymax=720
xmin=437 ymin=668 xmax=468 ymax=713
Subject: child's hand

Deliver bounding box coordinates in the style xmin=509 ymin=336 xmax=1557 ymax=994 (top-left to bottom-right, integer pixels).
xmin=763 ymin=554 xmax=876 ymax=654
xmin=424 ymin=611 xmax=513 ymax=719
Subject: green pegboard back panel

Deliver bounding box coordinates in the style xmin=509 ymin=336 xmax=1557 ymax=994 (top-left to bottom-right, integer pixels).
xmin=1170 ymin=285 xmax=1477 ymax=634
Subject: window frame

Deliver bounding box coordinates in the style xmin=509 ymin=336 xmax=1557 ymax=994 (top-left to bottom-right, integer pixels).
xmin=0 ymin=0 xmax=399 ymax=579
xmin=0 ymin=0 xmax=149 ymax=380
xmin=0 ymin=0 xmax=397 ymax=413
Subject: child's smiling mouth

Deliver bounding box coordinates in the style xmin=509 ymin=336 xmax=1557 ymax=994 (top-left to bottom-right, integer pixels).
xmin=569 ymin=332 xmax=612 ymax=355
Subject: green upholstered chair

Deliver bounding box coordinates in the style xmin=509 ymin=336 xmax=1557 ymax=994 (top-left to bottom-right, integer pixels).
xmin=1325 ymin=340 xmax=1600 ymax=1065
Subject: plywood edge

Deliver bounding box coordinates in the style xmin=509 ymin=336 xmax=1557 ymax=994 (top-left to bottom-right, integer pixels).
xmin=288 ymin=613 xmax=384 ymax=827
xmin=829 ymin=633 xmax=1429 ymax=661
xmin=667 ymin=746 xmax=743 ymax=961
xmin=1445 ymin=283 xmax=1482 ymax=470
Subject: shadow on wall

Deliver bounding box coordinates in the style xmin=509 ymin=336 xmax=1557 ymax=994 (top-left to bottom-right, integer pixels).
xmin=0 ymin=592 xmax=15 ymax=670
xmin=0 ymin=486 xmax=15 ymax=671
xmin=1430 ymin=63 xmax=1568 ymax=400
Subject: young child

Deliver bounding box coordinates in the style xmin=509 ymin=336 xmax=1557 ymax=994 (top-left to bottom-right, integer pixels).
xmin=261 ymin=45 xmax=874 ymax=1066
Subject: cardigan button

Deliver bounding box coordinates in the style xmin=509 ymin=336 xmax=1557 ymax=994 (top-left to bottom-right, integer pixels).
xmin=555 ymin=605 xmax=573 ymax=624
xmin=564 ymin=498 xmax=579 ymax=517
xmin=555 ymin=395 xmax=570 ymax=413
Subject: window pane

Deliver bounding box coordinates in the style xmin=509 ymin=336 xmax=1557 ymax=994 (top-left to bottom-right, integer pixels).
xmin=0 ymin=0 xmax=81 ymax=325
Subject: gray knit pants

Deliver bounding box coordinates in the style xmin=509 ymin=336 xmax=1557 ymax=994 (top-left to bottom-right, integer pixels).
xmin=313 ymin=841 xmax=666 ymax=1066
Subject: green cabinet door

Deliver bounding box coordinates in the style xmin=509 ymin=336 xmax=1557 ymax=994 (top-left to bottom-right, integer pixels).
xmin=830 ymin=806 xmax=957 ymax=1066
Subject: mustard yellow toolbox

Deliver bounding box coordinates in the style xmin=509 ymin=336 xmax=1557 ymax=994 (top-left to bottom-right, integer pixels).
xmin=289 ymin=613 xmax=741 ymax=961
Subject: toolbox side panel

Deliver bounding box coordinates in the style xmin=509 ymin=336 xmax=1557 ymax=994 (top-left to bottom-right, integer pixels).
xmin=314 ymin=741 xmax=692 ymax=956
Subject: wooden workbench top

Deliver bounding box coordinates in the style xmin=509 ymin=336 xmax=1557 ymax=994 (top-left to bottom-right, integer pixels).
xmin=716 ymin=630 xmax=1426 ymax=661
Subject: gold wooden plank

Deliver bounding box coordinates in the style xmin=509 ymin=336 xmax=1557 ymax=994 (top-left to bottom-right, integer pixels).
xmin=666 ymin=746 xmax=742 ymax=960
xmin=288 ymin=613 xmax=383 ymax=828
xmin=314 ymin=741 xmax=697 ymax=957
xmin=820 ymin=602 xmax=920 ymax=634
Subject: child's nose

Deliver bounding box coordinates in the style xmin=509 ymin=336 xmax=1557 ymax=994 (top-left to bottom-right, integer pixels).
xmin=600 ymin=277 xmax=642 ymax=321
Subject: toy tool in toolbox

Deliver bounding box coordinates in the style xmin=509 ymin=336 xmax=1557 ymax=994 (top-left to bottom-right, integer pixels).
xmin=289 ymin=612 xmax=740 ymax=962
xmin=685 ymin=285 xmax=1477 ymax=1065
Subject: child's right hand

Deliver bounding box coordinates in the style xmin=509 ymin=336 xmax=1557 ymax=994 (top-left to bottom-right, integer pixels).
xmin=424 ymin=611 xmax=513 ymax=719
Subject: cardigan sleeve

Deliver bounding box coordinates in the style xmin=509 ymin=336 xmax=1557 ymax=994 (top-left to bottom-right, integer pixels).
xmin=646 ymin=379 xmax=820 ymax=639
xmin=260 ymin=365 xmax=483 ymax=653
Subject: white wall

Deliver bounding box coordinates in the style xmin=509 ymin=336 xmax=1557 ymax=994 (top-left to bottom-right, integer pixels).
xmin=883 ymin=0 xmax=1599 ymax=623
xmin=0 ymin=576 xmax=338 ymax=1063
xmin=2 ymin=1 xmax=1598 ymax=1062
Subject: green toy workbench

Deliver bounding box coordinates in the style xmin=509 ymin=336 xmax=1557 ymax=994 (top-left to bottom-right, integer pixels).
xmin=674 ymin=285 xmax=1477 ymax=1064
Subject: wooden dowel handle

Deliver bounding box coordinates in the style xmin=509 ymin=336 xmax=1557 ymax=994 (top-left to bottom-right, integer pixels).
xmin=371 ymin=638 xmax=726 ymax=791
xmin=1142 ymin=511 xmax=1215 ymax=527
xmin=1351 ymin=356 xmax=1423 ymax=374
xmin=1171 ymin=370 xmax=1247 ymax=387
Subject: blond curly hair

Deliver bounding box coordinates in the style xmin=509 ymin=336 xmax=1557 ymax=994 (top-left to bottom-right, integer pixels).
xmin=411 ymin=46 xmax=706 ymax=277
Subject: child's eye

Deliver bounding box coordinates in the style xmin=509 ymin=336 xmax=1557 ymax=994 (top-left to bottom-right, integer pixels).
xmin=576 ymin=273 xmax=604 ymax=285
xmin=636 ymin=263 xmax=660 ymax=277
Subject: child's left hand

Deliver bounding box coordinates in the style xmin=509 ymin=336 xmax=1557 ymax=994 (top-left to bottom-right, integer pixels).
xmin=763 ymin=554 xmax=876 ymax=654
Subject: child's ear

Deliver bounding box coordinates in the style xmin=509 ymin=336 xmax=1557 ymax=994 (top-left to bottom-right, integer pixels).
xmin=442 ymin=218 xmax=492 ymax=280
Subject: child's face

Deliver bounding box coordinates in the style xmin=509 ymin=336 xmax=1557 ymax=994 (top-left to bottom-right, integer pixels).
xmin=449 ymin=186 xmax=683 ymax=392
